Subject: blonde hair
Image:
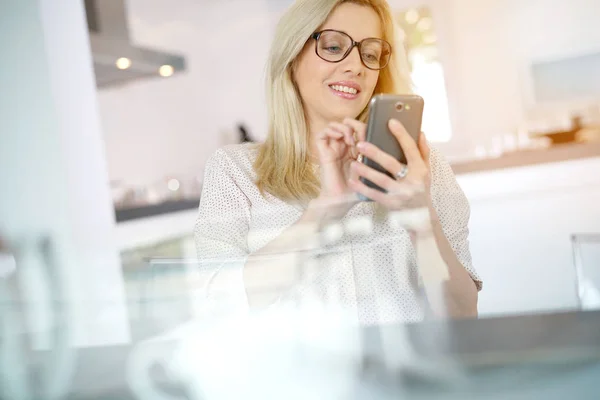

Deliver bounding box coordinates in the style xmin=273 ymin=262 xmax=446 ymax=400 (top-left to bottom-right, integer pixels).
xmin=255 ymin=0 xmax=411 ymax=202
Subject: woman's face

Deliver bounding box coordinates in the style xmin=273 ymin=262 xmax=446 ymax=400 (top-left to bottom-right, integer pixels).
xmin=293 ymin=2 xmax=383 ymax=132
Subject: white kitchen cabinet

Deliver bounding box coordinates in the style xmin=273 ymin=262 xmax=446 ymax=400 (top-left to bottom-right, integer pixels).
xmin=458 ymin=156 xmax=600 ymax=317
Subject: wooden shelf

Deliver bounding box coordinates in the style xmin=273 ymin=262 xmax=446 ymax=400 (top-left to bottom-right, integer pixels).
xmin=451 ymin=142 xmax=600 ymax=175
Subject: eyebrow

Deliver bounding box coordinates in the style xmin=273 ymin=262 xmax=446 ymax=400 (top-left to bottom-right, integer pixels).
xmin=318 ymin=28 xmax=383 ymax=41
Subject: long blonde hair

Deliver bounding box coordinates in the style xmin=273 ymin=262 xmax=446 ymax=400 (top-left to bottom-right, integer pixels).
xmin=255 ymin=0 xmax=411 ymax=202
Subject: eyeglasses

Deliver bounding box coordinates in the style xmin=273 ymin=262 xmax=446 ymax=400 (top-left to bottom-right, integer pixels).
xmin=310 ymin=29 xmax=392 ymax=71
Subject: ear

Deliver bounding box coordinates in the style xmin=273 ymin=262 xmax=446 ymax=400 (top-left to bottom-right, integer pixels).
xmin=289 ymin=53 xmax=303 ymax=85
xmin=290 ymin=58 xmax=298 ymax=74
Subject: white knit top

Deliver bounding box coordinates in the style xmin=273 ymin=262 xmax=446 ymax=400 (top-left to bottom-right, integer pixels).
xmin=194 ymin=143 xmax=481 ymax=324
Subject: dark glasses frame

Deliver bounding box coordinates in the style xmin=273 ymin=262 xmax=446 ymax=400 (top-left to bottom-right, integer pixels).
xmin=310 ymin=29 xmax=392 ymax=71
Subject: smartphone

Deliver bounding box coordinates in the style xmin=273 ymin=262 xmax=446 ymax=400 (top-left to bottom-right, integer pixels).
xmin=359 ymin=94 xmax=424 ymax=200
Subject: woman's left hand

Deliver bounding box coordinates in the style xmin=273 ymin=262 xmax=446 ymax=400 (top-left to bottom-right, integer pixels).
xmin=346 ymin=118 xmax=432 ymax=211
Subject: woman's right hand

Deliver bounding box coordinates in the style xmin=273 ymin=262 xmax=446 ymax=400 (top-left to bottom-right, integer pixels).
xmin=307 ymin=119 xmax=366 ymax=223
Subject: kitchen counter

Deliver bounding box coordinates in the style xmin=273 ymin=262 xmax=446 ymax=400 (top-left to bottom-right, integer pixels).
xmin=115 ymin=198 xmax=200 ymax=223
xmin=114 ymin=208 xmax=197 ymax=252
xmin=451 ymin=142 xmax=600 ymax=175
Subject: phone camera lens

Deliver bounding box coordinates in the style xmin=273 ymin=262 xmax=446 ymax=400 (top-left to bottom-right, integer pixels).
xmin=395 ymin=102 xmax=405 ymax=112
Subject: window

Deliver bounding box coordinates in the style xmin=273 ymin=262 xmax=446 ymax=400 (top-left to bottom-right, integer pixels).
xmin=396 ymin=7 xmax=452 ymax=142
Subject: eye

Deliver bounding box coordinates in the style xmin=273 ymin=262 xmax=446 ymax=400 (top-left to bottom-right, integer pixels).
xmin=322 ymin=44 xmax=343 ymax=54
xmin=362 ymin=52 xmax=379 ymax=62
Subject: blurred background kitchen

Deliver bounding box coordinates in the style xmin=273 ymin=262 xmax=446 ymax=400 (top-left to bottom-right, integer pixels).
xmin=104 ymin=0 xmax=600 ymax=332
xmin=1 ymin=0 xmax=600 ymax=398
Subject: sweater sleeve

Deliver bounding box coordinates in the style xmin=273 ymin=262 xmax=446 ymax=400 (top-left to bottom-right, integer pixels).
xmin=194 ymin=148 xmax=252 ymax=314
xmin=429 ymin=147 xmax=482 ymax=291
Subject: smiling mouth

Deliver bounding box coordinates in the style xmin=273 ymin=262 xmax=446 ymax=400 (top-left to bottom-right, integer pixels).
xmin=329 ymin=84 xmax=360 ymax=95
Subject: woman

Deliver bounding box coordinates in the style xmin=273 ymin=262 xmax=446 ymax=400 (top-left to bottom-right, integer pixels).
xmin=194 ymin=0 xmax=482 ymax=324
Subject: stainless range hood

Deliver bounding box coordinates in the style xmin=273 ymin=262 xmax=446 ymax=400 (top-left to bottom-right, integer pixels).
xmin=84 ymin=0 xmax=186 ymax=88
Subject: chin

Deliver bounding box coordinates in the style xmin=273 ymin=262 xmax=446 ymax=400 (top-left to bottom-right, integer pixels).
xmin=326 ymin=112 xmax=354 ymax=122
xmin=328 ymin=106 xmax=365 ymax=122
xmin=346 ymin=108 xmax=366 ymax=121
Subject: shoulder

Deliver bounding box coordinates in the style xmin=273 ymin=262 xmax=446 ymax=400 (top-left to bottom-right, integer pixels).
xmin=427 ymin=144 xmax=469 ymax=213
xmin=427 ymin=145 xmax=457 ymax=186
xmin=216 ymin=142 xmax=260 ymax=164
xmin=206 ymin=143 xmax=260 ymax=175
xmin=203 ymin=143 xmax=262 ymax=194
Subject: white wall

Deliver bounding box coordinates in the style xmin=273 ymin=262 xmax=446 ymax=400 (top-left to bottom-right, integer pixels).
xmin=97 ymin=0 xmax=275 ymax=187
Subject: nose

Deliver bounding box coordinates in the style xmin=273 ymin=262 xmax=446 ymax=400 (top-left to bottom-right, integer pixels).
xmin=342 ymin=45 xmax=364 ymax=76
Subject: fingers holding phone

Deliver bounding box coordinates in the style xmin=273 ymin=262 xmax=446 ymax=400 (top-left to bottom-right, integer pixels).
xmin=349 ymin=139 xmax=429 ymax=210
xmin=387 ymin=119 xmax=426 ymax=170
xmin=339 ymin=118 xmax=367 ymax=160
xmin=350 ymin=94 xmax=432 ymax=210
